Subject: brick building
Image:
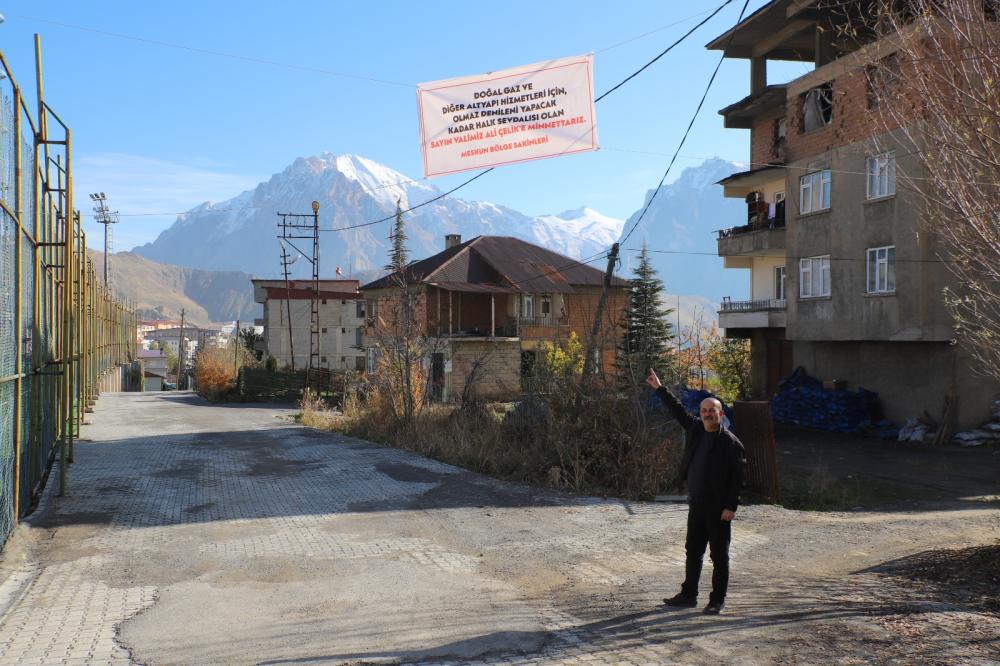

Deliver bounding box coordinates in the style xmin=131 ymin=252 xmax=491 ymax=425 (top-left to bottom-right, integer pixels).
xmin=361 ymin=235 xmax=628 ymax=402
xmin=709 ymin=0 xmax=998 ymax=427
xmin=251 ymin=279 xmax=366 ymax=371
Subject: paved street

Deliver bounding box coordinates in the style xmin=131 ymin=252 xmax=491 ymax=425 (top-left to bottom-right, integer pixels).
xmin=0 ymin=392 xmax=996 ymax=665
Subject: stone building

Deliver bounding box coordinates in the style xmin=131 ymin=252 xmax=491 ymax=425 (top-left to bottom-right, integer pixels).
xmin=708 ymin=0 xmax=998 ymax=427
xmin=360 ymin=235 xmax=628 ymax=403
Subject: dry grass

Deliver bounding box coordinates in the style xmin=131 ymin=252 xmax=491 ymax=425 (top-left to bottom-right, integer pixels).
xmin=298 ymin=389 xmax=340 ymax=430
xmin=304 ymin=381 xmax=684 ymax=501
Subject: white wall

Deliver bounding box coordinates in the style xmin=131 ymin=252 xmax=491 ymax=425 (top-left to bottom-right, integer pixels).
xmin=751 ymin=256 xmax=787 ymax=301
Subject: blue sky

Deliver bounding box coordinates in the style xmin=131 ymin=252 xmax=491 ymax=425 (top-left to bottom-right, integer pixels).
xmin=1 ymin=1 xmax=807 ymax=251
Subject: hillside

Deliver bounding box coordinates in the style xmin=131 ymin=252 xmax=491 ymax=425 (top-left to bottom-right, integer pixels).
xmin=88 ymin=250 xmax=257 ymax=326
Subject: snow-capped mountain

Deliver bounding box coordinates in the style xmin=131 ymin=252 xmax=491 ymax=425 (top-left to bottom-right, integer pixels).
xmin=619 ymin=158 xmax=747 ymax=303
xmin=134 ymin=153 xmax=748 ymax=309
xmin=134 ymin=153 xmax=624 ymax=280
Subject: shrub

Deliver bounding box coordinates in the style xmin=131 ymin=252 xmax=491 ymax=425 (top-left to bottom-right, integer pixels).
xmin=194 ymin=347 xmax=236 ymax=400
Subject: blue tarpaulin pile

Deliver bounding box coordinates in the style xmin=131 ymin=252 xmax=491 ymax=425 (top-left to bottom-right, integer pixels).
xmin=646 ymin=386 xmax=734 ymax=424
xmin=770 ymin=367 xmax=880 ymax=432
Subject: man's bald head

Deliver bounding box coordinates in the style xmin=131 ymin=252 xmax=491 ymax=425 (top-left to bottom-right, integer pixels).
xmin=699 ymin=397 xmax=724 ymax=432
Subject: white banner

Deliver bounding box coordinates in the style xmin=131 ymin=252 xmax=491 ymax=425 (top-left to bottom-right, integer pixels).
xmin=417 ymin=54 xmax=598 ymax=178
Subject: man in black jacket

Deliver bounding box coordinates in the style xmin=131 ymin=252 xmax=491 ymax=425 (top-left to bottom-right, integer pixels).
xmin=646 ymin=368 xmax=746 ymax=615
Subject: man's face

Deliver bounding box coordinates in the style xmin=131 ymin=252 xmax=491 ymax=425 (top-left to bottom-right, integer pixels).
xmin=700 ymin=398 xmax=723 ymax=431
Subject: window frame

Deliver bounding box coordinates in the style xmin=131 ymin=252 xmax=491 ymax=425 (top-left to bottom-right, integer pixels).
xmin=866 ymin=152 xmax=896 ymax=200
xmin=774 ymin=265 xmax=786 ymax=301
xmin=799 ymin=255 xmax=831 ymax=298
xmin=866 ymin=246 xmax=896 ymax=294
xmin=799 ymin=170 xmax=831 ymax=214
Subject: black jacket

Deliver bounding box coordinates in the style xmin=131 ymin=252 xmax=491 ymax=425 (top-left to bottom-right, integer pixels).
xmin=655 ymin=387 xmax=747 ymax=512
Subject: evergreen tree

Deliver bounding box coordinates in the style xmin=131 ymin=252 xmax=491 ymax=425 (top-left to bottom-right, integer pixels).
xmin=385 ymin=200 xmax=408 ymax=274
xmin=618 ymin=241 xmax=674 ymax=384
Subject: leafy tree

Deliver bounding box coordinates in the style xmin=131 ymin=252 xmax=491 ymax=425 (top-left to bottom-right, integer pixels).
xmin=708 ymin=337 xmax=752 ymax=404
xmin=618 ymin=242 xmax=675 ymax=385
xmin=239 ymin=327 xmax=264 ymax=361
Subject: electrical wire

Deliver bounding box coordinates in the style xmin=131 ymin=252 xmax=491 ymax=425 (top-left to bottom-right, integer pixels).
xmin=594 ymin=0 xmax=735 ymax=103
xmin=628 ymin=247 xmax=955 ymax=264
xmin=618 ymin=0 xmax=753 ymax=248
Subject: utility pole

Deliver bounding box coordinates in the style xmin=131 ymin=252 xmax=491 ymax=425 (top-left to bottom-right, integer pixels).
xmin=580 ymin=242 xmax=620 ymax=396
xmin=234 ymin=318 xmax=240 ymax=376
xmin=89 ymin=192 xmax=118 ymax=287
xmin=277 ymin=201 xmax=321 ymax=384
xmin=178 ymin=308 xmax=186 ymax=388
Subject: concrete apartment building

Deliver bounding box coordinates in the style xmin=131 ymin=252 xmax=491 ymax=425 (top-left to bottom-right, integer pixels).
xmin=137 ymin=349 xmax=168 ymax=391
xmin=251 ymin=279 xmax=366 ymax=371
xmin=361 ymin=235 xmax=627 ymax=403
xmin=710 ymin=0 xmax=997 ymax=427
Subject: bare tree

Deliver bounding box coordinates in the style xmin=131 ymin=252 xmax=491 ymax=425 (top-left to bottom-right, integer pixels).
xmin=843 ymin=1 xmax=1000 ymax=379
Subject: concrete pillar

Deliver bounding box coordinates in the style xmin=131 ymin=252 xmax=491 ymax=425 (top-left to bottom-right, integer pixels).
xmin=751 ymin=56 xmax=767 ymax=96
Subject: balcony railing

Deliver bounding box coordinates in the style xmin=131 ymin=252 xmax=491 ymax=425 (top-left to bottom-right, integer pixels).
xmin=717 ymin=210 xmax=785 ymax=240
xmin=517 ymin=315 xmax=567 ymax=328
xmin=720 ymin=298 xmax=786 ymax=312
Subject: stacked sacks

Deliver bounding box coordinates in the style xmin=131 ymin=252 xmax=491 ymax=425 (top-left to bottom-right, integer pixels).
xmin=770 ymin=367 xmax=881 ymax=432
xmin=952 ymin=399 xmax=1000 ymax=447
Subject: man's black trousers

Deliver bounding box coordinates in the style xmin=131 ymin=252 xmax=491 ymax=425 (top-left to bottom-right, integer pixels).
xmin=679 ymin=502 xmax=731 ymax=604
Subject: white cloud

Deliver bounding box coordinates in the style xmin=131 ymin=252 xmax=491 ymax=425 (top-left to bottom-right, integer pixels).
xmin=74 ymin=152 xmax=262 ymax=251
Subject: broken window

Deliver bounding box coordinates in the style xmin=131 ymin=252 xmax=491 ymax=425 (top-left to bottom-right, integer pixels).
xmin=867 ymin=54 xmax=901 ymax=108
xmin=801 ymin=84 xmax=833 ymax=132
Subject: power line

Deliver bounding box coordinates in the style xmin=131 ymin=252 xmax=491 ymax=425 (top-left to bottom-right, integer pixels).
xmin=594 ymin=0 xmax=736 ymax=103
xmin=619 ymin=0 xmax=753 ymax=248
xmin=629 ymin=247 xmax=955 ymax=264
xmin=319 ymin=0 xmax=738 ymax=235
xmin=6 ymin=12 xmax=412 ymax=88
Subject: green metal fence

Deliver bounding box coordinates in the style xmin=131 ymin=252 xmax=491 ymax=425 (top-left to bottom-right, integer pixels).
xmin=0 ymin=38 xmax=137 ymax=548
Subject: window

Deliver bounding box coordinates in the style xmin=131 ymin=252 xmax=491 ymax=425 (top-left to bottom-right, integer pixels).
xmin=522 ymin=294 xmax=534 ymax=319
xmin=356 ymin=301 xmax=365 ymax=319
xmin=321 ymin=327 xmax=328 ymax=334
xmin=774 ymin=266 xmax=786 ymax=301
xmin=366 ymin=347 xmax=376 ymax=374
xmin=355 ymin=356 xmax=366 ymax=372
xmin=867 ymin=54 xmax=901 ymax=108
xmin=540 ymin=296 xmax=552 ymax=317
xmin=321 ymin=356 xmax=327 ymax=363
xmin=774 ymin=191 xmax=785 ymax=203
xmin=866 ymin=153 xmax=896 ymax=199
xmin=801 ymin=84 xmax=833 ymax=132
xmin=799 ymin=255 xmax=831 ymax=298
xmin=321 ymin=299 xmax=327 ymax=305
xmin=799 ymin=170 xmax=831 ymax=214
xmin=355 ymin=328 xmax=363 ymax=348
xmin=867 ymin=246 xmax=896 ymax=293
xmin=775 ymin=117 xmax=786 ymax=141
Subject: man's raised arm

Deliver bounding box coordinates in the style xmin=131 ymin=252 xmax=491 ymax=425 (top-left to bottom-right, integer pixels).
xmin=646 ymin=369 xmax=698 ymax=431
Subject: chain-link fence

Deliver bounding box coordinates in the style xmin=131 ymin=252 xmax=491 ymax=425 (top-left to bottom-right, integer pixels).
xmin=0 ymin=43 xmax=138 ymax=548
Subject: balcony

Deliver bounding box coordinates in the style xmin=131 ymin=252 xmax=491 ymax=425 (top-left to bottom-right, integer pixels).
xmin=719 ymin=298 xmax=786 ymax=330
xmin=717 ymin=205 xmax=785 ymax=259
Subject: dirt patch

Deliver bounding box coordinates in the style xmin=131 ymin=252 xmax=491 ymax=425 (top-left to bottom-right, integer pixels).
xmin=866 ymin=542 xmax=1000 ymax=615
xmin=375 ymin=461 xmax=448 ymax=484
xmin=183 ymin=502 xmax=216 ymax=515
xmin=244 ymin=453 xmax=324 ymax=478
xmin=153 ymin=460 xmax=204 ymax=481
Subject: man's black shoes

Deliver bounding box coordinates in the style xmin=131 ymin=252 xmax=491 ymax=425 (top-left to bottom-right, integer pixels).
xmin=703 ymin=601 xmax=725 ymax=615
xmin=663 ymin=593 xmax=697 ymax=608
